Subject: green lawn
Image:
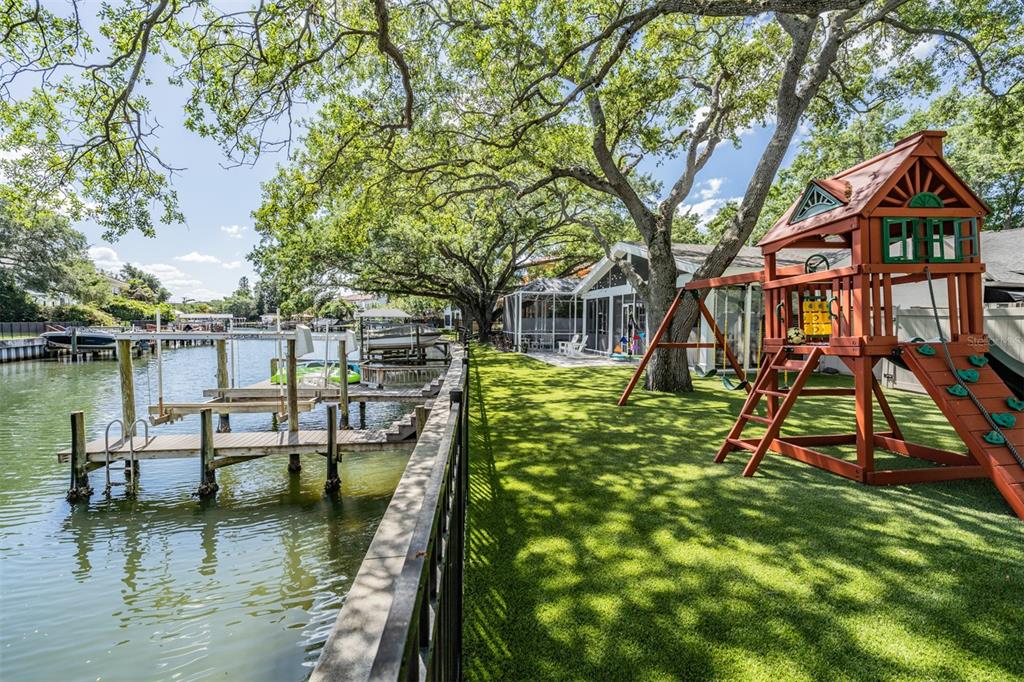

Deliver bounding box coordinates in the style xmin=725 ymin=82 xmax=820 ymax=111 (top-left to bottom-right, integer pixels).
xmin=465 ymin=346 xmax=1024 ymax=681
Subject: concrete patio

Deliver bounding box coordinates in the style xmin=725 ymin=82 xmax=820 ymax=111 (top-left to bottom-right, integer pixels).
xmin=525 ymin=351 xmax=639 ymax=368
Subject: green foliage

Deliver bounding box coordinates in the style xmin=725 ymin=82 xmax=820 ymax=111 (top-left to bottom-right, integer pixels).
xmin=0 ymin=270 xmax=41 ymax=321
xmin=100 ymin=296 xmax=174 ymax=322
xmin=318 ymin=298 xmax=356 ymax=321
xmin=48 ymin=303 xmax=115 ymax=326
xmin=387 ymin=295 xmax=443 ymax=319
xmin=0 ymin=198 xmax=86 ymax=293
xmin=59 ymin=257 xmax=112 ymax=306
xmin=119 ymin=264 xmax=170 ymax=303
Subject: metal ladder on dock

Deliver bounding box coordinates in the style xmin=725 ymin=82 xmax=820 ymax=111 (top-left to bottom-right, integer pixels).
xmin=103 ymin=419 xmax=148 ymax=496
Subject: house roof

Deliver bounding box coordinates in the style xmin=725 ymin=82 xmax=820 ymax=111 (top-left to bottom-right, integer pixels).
xmin=981 ymin=228 xmax=1024 ymax=284
xmin=571 ymin=241 xmax=817 ymax=296
xmin=517 ymin=277 xmax=579 ymax=294
xmin=759 ymin=130 xmax=988 ymax=251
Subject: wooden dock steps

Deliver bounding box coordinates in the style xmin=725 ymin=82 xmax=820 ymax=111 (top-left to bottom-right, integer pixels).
xmin=57 ymin=428 xmax=410 ymax=464
xmin=900 ymin=342 xmax=1024 ymax=518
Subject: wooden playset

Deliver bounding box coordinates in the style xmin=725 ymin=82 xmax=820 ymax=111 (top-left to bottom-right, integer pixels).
xmin=621 ymin=131 xmax=1024 ymax=519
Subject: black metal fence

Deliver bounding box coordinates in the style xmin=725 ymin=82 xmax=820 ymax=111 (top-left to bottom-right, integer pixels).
xmin=312 ymin=350 xmax=469 ymax=681
xmin=371 ymin=356 xmax=468 ymax=680
xmin=0 ymin=321 xmax=85 ymax=339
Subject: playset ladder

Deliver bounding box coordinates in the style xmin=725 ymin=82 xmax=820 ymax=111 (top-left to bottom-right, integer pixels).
xmin=618 ymin=290 xmax=749 ymax=406
xmin=899 ymin=342 xmax=1024 ymax=518
xmin=715 ymin=347 xmax=823 ymax=476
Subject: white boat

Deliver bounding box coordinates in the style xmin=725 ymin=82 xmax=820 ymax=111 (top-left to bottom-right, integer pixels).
xmin=364 ymin=324 xmax=442 ymax=350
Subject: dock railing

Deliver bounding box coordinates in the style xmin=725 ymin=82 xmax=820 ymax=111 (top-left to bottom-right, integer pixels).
xmin=312 ymin=347 xmax=469 ymax=681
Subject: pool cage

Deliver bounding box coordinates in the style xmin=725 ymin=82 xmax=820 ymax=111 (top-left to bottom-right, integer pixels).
xmin=501 ymin=279 xmax=582 ymax=352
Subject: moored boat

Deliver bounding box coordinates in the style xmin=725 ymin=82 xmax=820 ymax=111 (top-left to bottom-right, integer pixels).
xmin=41 ymin=329 xmax=116 ymax=351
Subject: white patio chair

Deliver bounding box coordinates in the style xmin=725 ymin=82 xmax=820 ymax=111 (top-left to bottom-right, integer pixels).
xmin=566 ymin=335 xmax=588 ymax=357
xmin=557 ymin=334 xmax=579 ymax=355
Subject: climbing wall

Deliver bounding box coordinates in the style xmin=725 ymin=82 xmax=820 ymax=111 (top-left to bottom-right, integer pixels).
xmin=901 ymin=342 xmax=1024 ymax=519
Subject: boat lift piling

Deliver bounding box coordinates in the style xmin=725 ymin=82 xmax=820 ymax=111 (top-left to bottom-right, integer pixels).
xmin=286 ymin=339 xmax=301 ymax=473
xmin=339 ymin=338 xmax=350 ymax=429
xmin=215 ymin=340 xmax=231 ymax=433
xmin=324 ymin=404 xmax=341 ymax=493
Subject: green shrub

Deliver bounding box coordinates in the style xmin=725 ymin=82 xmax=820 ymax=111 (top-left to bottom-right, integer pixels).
xmin=99 ymin=297 xmax=176 ymax=323
xmin=50 ymin=303 xmax=116 ymax=326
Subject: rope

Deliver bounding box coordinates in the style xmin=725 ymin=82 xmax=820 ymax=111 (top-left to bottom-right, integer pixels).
xmin=924 ymin=267 xmax=1024 ymax=469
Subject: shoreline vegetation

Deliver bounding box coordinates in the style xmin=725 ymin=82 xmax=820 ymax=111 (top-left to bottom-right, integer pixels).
xmin=466 ymin=346 xmax=1023 ymax=680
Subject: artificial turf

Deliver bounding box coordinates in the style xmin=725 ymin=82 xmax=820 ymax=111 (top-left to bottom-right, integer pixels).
xmin=464 ymin=345 xmax=1024 ymax=681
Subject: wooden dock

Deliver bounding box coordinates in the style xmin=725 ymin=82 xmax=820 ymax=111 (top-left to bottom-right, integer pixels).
xmin=58 ymin=428 xmax=411 ymax=464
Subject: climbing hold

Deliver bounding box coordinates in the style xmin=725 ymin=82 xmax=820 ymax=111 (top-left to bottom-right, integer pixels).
xmin=992 ymin=412 xmax=1016 ymax=429
xmin=968 ymin=354 xmax=989 ymax=368
xmin=916 ymin=344 xmax=937 ymax=356
xmin=983 ymin=430 xmax=1007 ymax=446
xmin=1007 ymin=397 xmax=1024 ymax=412
xmin=947 ymin=384 xmax=969 ymax=397
xmin=957 ymin=369 xmax=980 ymax=383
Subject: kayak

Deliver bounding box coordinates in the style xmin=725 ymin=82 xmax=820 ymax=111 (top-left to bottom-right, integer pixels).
xmin=271 ymin=361 xmax=360 ymax=385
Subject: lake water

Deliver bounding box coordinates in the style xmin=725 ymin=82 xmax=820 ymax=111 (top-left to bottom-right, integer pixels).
xmin=0 ymin=341 xmax=411 ymax=681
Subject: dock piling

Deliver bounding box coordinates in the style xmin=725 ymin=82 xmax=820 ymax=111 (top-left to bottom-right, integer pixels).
xmin=324 ymin=404 xmax=340 ymax=493
xmin=415 ymin=404 xmax=428 ymax=438
xmin=117 ymin=339 xmax=140 ymax=482
xmin=338 ymin=339 xmax=350 ymax=429
xmin=216 ymin=340 xmax=231 ymax=433
xmin=196 ymin=408 xmax=219 ymax=497
xmin=359 ymin=401 xmax=366 ymax=429
xmin=287 ymin=339 xmax=301 ymax=473
xmin=66 ymin=411 xmax=92 ymax=502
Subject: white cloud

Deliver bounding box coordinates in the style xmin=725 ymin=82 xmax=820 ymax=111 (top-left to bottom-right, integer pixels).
xmin=89 ymin=246 xmax=123 ymax=271
xmin=140 ymin=263 xmax=201 ymax=288
xmin=222 ymin=260 xmax=243 ymax=269
xmin=175 ymin=251 xmax=221 ymax=264
xmin=680 ymin=196 xmax=742 ymax=224
xmin=220 ymin=224 xmax=248 ymax=239
xmin=699 ymin=178 xmax=724 ymax=200
xmin=187 ymin=288 xmax=228 ymax=301
xmin=911 ymin=36 xmax=939 ymax=61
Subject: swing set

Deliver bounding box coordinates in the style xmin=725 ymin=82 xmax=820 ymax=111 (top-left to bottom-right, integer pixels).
xmin=618 ymin=289 xmax=751 ymax=405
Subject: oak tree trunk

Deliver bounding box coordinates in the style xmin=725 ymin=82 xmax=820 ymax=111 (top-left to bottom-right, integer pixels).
xmin=643 ymin=229 xmax=694 ymax=393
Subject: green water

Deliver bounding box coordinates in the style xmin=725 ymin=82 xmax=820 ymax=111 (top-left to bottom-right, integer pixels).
xmin=0 ymin=341 xmax=411 ymax=681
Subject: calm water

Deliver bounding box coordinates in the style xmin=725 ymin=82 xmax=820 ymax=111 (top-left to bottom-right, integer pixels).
xmin=0 ymin=341 xmax=411 ymax=681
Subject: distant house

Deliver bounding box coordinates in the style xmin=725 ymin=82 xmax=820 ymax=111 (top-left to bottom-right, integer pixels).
xmin=342 ymin=292 xmax=388 ymax=311
xmin=501 ymin=241 xmax=812 ymax=371
xmin=880 ymin=228 xmax=1024 ymax=393
xmin=103 ymin=273 xmax=129 ymax=297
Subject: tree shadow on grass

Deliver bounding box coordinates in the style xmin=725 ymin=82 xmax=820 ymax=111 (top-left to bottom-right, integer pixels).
xmin=465 ymin=347 xmax=1024 ymax=681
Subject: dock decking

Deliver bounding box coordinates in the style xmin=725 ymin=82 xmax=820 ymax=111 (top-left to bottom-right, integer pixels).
xmin=58 ymin=428 xmax=410 ymax=464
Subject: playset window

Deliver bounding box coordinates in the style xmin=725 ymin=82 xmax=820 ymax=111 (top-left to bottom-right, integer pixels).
xmin=882 ymin=217 xmax=978 ymax=264
xmin=882 ymin=217 xmax=919 ymax=263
